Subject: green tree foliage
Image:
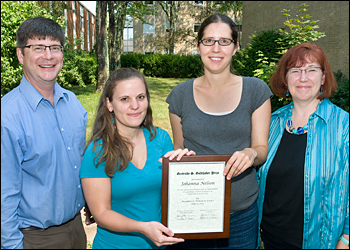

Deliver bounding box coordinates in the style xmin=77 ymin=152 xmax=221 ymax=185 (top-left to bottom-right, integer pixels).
xmin=254 ymin=4 xmax=327 ymax=111
xmin=277 ymin=4 xmax=326 ymax=51
xmin=232 ymin=30 xmax=283 ymax=77
xmin=37 ymin=1 xmax=68 ymax=24
xmin=253 ymin=3 xmax=326 ymax=83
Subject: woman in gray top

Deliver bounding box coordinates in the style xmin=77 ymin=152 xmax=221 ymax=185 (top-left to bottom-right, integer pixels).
xmin=166 ymin=14 xmax=272 ymax=249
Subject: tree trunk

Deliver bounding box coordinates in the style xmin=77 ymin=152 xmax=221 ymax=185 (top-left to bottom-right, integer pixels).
xmin=115 ymin=1 xmax=129 ymax=70
xmin=108 ymin=1 xmax=116 ymax=72
xmin=96 ymin=1 xmax=109 ymax=93
xmin=168 ymin=1 xmax=176 ymax=55
xmin=158 ymin=1 xmax=178 ymax=55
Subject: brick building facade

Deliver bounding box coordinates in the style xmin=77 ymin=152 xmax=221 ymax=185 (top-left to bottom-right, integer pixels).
xmin=39 ymin=1 xmax=96 ymax=52
xmin=65 ymin=1 xmax=95 ymax=52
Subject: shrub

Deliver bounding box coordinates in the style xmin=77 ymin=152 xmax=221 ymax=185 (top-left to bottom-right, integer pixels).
xmin=1 ymin=59 xmax=23 ymax=97
xmin=142 ymin=54 xmax=161 ymax=77
xmin=121 ymin=53 xmax=141 ymax=69
xmin=329 ymin=70 xmax=349 ymax=112
xmin=177 ymin=54 xmax=204 ymax=78
xmin=57 ymin=46 xmax=97 ymax=88
xmin=232 ymin=29 xmax=283 ymax=77
xmin=122 ymin=53 xmax=203 ymax=78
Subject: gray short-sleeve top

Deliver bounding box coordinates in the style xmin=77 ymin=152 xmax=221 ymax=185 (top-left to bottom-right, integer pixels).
xmin=166 ymin=77 xmax=273 ymax=213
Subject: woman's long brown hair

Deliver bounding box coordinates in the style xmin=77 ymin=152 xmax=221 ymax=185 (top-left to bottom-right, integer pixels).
xmin=85 ymin=68 xmax=156 ymax=177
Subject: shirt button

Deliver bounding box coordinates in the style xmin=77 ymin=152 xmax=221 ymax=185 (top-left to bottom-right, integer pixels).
xmin=78 ymin=204 xmax=81 ymax=207
xmin=61 ymin=128 xmax=64 ymax=131
xmin=68 ymin=147 xmax=71 ymax=150
xmin=74 ymin=166 xmax=77 ymax=169
xmin=78 ymin=185 xmax=81 ymax=188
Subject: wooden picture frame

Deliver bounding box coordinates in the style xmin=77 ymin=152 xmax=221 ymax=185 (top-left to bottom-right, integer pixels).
xmin=161 ymin=155 xmax=232 ymax=239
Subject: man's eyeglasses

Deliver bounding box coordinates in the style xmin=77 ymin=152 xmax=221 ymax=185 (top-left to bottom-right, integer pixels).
xmin=24 ymin=44 xmax=64 ymax=54
xmin=199 ymin=38 xmax=235 ymax=46
xmin=288 ymin=67 xmax=321 ymax=76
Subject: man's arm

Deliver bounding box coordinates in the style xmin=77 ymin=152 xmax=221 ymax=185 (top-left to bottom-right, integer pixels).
xmin=1 ymin=125 xmax=24 ymax=249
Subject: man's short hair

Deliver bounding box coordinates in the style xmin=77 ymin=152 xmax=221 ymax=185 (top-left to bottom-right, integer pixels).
xmin=16 ymin=17 xmax=65 ymax=55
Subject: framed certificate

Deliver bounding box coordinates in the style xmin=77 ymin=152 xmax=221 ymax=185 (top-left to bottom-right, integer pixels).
xmin=161 ymin=155 xmax=232 ymax=239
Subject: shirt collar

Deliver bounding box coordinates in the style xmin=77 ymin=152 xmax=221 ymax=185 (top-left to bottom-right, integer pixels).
xmin=19 ymin=76 xmax=69 ymax=111
xmin=53 ymin=82 xmax=69 ymax=106
xmin=313 ymin=98 xmax=332 ymax=123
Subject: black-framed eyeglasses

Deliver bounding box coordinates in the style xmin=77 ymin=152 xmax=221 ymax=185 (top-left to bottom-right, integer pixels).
xmin=24 ymin=44 xmax=64 ymax=54
xmin=199 ymin=38 xmax=235 ymax=46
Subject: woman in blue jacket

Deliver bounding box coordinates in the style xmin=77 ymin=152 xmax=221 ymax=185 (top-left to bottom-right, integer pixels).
xmin=257 ymin=43 xmax=349 ymax=249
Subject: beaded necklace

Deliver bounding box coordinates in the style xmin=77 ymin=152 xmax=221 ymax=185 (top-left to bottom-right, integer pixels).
xmin=287 ymin=100 xmax=323 ymax=135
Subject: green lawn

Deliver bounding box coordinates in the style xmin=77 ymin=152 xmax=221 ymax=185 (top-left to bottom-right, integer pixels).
xmin=67 ymin=77 xmax=191 ymax=141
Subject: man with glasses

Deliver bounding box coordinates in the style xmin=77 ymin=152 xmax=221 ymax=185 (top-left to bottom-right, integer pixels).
xmin=1 ymin=17 xmax=88 ymax=248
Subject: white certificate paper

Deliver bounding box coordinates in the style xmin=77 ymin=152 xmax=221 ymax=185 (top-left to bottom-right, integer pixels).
xmin=167 ymin=161 xmax=225 ymax=233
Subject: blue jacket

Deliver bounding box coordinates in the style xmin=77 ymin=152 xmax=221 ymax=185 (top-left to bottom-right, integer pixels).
xmin=257 ymin=99 xmax=349 ymax=248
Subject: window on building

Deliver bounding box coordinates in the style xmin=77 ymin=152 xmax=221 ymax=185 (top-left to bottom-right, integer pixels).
xmin=165 ymin=14 xmax=174 ymax=33
xmin=165 ymin=22 xmax=171 ymax=33
xmin=64 ymin=8 xmax=67 ymax=37
xmin=144 ymin=23 xmax=155 ymax=33
xmin=123 ymin=28 xmax=133 ymax=41
xmin=80 ymin=5 xmax=84 ymax=49
xmin=91 ymin=16 xmax=94 ymax=48
xmin=72 ymin=1 xmax=76 ymax=49
xmin=123 ymin=39 xmax=133 ymax=54
xmin=194 ymin=23 xmax=201 ymax=33
xmin=123 ymin=15 xmax=133 ymax=54
xmin=86 ymin=13 xmax=90 ymax=50
xmin=49 ymin=1 xmax=53 ymax=13
xmin=194 ymin=1 xmax=204 ymax=5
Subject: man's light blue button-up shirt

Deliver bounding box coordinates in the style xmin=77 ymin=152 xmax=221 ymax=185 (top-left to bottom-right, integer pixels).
xmin=257 ymin=99 xmax=349 ymax=249
xmin=1 ymin=76 xmax=87 ymax=249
